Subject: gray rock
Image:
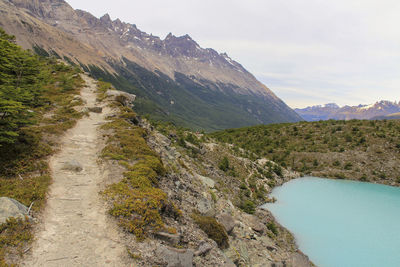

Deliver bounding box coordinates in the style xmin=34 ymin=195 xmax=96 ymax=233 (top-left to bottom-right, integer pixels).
xmin=194 ymin=241 xmax=213 ymax=256
xmin=197 ymin=174 xmax=215 ymax=188
xmin=88 ymin=107 xmax=102 ymax=113
xmin=216 ymin=213 xmax=236 ymax=234
xmin=156 ymin=246 xmax=194 ymax=267
xmin=62 ymin=160 xmax=83 ymax=172
xmin=243 ymin=214 xmax=266 ymax=234
xmin=106 ymin=90 xmax=136 ymax=107
xmin=0 ymin=197 xmax=29 ymax=224
xmin=196 ymin=198 xmax=215 ymax=217
xmin=154 ymin=231 xmax=181 ymax=246
xmin=289 ymin=252 xmax=312 ymax=267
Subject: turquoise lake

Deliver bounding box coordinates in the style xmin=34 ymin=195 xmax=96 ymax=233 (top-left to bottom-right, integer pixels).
xmin=262 ymin=177 xmax=400 ymax=267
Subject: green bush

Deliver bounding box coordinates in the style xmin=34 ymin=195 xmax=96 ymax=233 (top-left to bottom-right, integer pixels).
xmin=267 ymin=222 xmax=279 ymax=236
xmin=219 ymin=156 xmax=230 ymax=172
xmin=192 ymin=214 xmax=229 ymax=249
xmin=240 ymin=199 xmax=256 ymax=214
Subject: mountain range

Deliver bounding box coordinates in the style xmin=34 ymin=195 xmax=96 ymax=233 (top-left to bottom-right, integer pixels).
xmin=0 ymin=0 xmax=302 ymax=131
xmin=295 ymin=101 xmax=400 ymax=121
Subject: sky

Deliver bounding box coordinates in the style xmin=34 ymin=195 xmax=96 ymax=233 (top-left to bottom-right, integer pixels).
xmin=65 ymin=0 xmax=400 ymax=108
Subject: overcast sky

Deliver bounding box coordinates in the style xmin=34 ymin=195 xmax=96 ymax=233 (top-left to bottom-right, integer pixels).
xmin=66 ymin=0 xmax=400 ymax=108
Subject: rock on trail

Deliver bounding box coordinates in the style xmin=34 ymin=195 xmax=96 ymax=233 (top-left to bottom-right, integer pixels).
xmin=23 ymin=75 xmax=127 ymax=267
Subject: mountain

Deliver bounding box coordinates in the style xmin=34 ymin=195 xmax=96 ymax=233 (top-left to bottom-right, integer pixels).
xmin=371 ymin=112 xmax=400 ymax=120
xmin=0 ymin=0 xmax=302 ymax=131
xmin=295 ymin=101 xmax=400 ymax=121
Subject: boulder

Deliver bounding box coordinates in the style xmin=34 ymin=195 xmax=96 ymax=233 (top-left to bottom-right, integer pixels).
xmin=288 ymin=252 xmax=312 ymax=267
xmin=196 ymin=198 xmax=215 ymax=217
xmin=106 ymin=90 xmax=136 ymax=107
xmin=216 ymin=213 xmax=236 ymax=234
xmin=243 ymin=214 xmax=266 ymax=234
xmin=154 ymin=231 xmax=181 ymax=246
xmin=194 ymin=241 xmax=213 ymax=256
xmin=0 ymin=197 xmax=29 ymax=224
xmin=62 ymin=160 xmax=83 ymax=172
xmin=197 ymin=174 xmax=215 ymax=188
xmin=156 ymin=246 xmax=194 ymax=267
xmin=88 ymin=107 xmax=102 ymax=113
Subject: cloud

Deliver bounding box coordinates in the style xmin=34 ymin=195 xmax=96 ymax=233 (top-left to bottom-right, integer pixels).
xmin=65 ymin=0 xmax=400 ymax=108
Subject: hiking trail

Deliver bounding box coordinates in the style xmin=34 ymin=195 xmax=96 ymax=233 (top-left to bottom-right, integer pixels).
xmin=23 ymin=75 xmax=126 ymax=267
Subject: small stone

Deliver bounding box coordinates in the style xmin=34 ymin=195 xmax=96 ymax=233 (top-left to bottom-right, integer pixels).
xmin=154 ymin=231 xmax=181 ymax=246
xmin=194 ymin=241 xmax=213 ymax=256
xmin=156 ymin=246 xmax=194 ymax=267
xmin=88 ymin=107 xmax=102 ymax=113
xmin=62 ymin=160 xmax=83 ymax=172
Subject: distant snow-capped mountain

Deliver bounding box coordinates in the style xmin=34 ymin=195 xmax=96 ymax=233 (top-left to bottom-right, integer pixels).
xmin=295 ymin=101 xmax=400 ymax=121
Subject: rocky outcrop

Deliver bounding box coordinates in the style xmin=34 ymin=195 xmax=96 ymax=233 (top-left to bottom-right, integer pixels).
xmin=0 ymin=197 xmax=29 ymax=224
xmin=132 ymin=121 xmax=312 ymax=267
xmin=105 ymin=90 xmax=136 ymax=108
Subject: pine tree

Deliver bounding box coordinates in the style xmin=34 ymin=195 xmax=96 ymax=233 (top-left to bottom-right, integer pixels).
xmin=0 ymin=27 xmax=43 ymax=145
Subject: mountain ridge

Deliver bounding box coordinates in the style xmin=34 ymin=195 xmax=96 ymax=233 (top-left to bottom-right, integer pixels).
xmin=295 ymin=100 xmax=400 ymax=121
xmin=0 ymin=0 xmax=302 ymax=130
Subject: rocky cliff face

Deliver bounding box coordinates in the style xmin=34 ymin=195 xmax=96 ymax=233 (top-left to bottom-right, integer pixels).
xmin=296 ymin=101 xmax=400 ymax=121
xmin=1 ymin=0 xmax=302 ymax=130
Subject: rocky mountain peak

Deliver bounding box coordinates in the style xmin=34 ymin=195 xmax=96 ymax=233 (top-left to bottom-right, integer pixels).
xmin=9 ymin=0 xmax=76 ymax=20
xmin=99 ymin=13 xmax=112 ymax=26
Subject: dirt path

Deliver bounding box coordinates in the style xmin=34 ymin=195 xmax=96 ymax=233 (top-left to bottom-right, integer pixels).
xmin=23 ymin=76 xmax=127 ymax=267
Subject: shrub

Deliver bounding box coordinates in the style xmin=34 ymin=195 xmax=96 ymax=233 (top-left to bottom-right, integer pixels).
xmin=333 ymin=160 xmax=341 ymax=167
xmin=192 ymin=213 xmax=229 ymax=249
xmin=267 ymin=222 xmax=279 ymax=236
xmin=219 ymin=156 xmax=230 ymax=172
xmin=344 ymin=162 xmax=353 ymax=170
xmin=273 ymin=164 xmax=283 ymax=177
xmin=240 ymin=199 xmax=256 ymax=214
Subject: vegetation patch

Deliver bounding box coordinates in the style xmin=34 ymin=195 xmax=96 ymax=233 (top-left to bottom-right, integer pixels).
xmin=0 ymin=27 xmax=84 ymax=265
xmin=0 ymin=218 xmax=32 ymax=266
xmin=211 ymin=119 xmax=400 ymax=183
xmin=99 ymin=83 xmax=179 ymax=241
xmin=192 ymin=213 xmax=229 ymax=249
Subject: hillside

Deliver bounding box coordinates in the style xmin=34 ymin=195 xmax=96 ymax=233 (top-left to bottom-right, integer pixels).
xmin=211 ymin=119 xmax=400 ymax=185
xmin=0 ymin=0 xmax=302 ymax=131
xmin=295 ymin=101 xmax=400 ymax=121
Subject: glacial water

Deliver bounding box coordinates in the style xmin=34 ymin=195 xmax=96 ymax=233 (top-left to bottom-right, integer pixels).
xmin=262 ymin=177 xmax=400 ymax=267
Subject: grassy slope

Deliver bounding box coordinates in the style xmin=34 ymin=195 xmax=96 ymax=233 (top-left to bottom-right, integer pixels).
xmin=211 ymin=119 xmax=400 ymax=184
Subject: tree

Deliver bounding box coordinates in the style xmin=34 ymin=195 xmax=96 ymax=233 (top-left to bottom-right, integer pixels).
xmin=0 ymin=27 xmax=43 ymax=145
